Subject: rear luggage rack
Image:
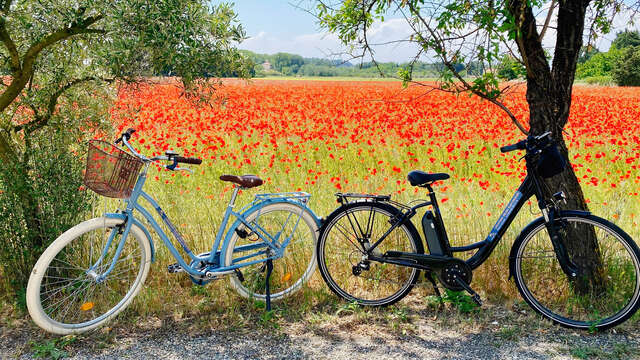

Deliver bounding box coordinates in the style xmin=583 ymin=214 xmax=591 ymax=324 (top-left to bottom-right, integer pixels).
xmin=335 ymin=192 xmax=412 ymax=211
xmin=335 ymin=192 xmax=391 ymax=202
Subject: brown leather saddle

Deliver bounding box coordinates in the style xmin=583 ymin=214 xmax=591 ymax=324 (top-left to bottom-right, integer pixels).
xmin=219 ymin=174 xmax=264 ymax=188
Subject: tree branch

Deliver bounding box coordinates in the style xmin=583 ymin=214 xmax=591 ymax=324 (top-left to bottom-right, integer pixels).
xmin=23 ymin=14 xmax=104 ymax=71
xmin=539 ymin=0 xmax=557 ymax=41
xmin=404 ymin=1 xmax=529 ymax=134
xmin=0 ymin=14 xmax=104 ymax=114
xmin=507 ymin=0 xmax=550 ymax=81
xmin=15 ymin=76 xmax=113 ymax=134
xmin=0 ymin=17 xmax=20 ymax=72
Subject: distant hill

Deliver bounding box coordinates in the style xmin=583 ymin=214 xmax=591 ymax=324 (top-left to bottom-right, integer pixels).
xmin=239 ymin=50 xmax=451 ymax=78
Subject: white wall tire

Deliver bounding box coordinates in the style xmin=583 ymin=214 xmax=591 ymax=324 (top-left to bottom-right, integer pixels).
xmin=26 ymin=217 xmax=151 ymax=334
xmin=224 ymin=202 xmax=318 ymax=301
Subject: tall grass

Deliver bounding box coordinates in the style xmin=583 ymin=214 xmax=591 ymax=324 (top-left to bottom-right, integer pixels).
xmin=83 ymin=131 xmax=639 ymax=327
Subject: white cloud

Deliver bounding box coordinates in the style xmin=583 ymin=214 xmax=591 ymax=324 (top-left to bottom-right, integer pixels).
xmin=239 ymin=31 xmax=346 ymax=59
xmin=241 ymin=6 xmax=640 ymax=63
xmin=239 ymin=18 xmax=422 ymax=63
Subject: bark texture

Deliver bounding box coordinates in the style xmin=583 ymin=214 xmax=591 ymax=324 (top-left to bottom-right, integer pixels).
xmin=508 ymin=0 xmax=604 ymax=292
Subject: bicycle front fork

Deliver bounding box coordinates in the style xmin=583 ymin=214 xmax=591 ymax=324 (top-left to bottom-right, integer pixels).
xmin=87 ymin=221 xmax=132 ymax=283
xmin=542 ymin=207 xmax=580 ymax=278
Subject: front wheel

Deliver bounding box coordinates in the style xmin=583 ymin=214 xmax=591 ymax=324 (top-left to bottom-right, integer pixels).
xmin=511 ymin=212 xmax=640 ymax=330
xmin=26 ymin=217 xmax=151 ymax=334
xmin=224 ymin=202 xmax=318 ymax=301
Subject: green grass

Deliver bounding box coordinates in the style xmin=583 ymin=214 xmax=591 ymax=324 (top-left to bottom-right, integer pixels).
xmin=569 ymin=343 xmax=639 ymax=360
xmin=75 ymin=131 xmax=639 ymax=331
xmin=30 ymin=336 xmax=76 ymax=360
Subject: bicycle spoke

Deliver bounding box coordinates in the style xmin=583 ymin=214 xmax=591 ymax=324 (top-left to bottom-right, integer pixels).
xmin=33 ymin=219 xmax=147 ymax=331
xmin=333 ymin=221 xmax=364 ymax=253
xmin=516 ymin=216 xmax=640 ymax=329
xmin=320 ymin=204 xmax=419 ymax=305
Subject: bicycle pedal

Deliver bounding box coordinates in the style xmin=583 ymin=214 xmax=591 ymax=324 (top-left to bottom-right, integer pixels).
xmin=167 ymin=263 xmax=184 ymax=273
xmin=454 ymin=276 xmax=482 ymax=306
xmin=234 ymin=269 xmax=244 ymax=283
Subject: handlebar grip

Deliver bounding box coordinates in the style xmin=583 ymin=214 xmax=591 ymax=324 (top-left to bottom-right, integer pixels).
xmin=500 ymin=144 xmax=519 ymax=153
xmin=175 ymin=156 xmax=202 ymax=165
xmin=500 ymin=139 xmax=526 ymax=153
xmin=115 ymin=128 xmax=136 ymax=144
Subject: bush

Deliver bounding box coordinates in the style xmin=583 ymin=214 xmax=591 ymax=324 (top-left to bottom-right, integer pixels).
xmin=0 ymin=130 xmax=93 ymax=304
xmin=583 ymin=75 xmax=615 ymax=86
xmin=612 ymin=47 xmax=640 ymax=86
xmin=576 ymin=47 xmax=622 ymax=79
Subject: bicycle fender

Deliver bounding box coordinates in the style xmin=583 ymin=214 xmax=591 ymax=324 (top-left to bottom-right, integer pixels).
xmin=105 ymin=213 xmax=156 ymax=263
xmin=508 ymin=210 xmax=590 ymax=280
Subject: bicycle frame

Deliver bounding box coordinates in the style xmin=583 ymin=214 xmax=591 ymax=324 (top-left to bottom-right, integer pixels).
xmin=91 ymin=164 xmax=321 ymax=281
xmin=365 ymin=172 xmax=586 ymax=273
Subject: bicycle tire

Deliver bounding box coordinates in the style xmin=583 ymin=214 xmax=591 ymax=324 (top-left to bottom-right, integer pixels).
xmin=317 ymin=201 xmax=424 ymax=306
xmin=224 ymin=202 xmax=318 ymax=301
xmin=511 ymin=212 xmax=640 ymax=330
xmin=26 ymin=217 xmax=151 ymax=334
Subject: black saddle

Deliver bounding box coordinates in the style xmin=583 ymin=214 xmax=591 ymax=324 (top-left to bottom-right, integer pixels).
xmin=407 ymin=170 xmax=450 ymax=187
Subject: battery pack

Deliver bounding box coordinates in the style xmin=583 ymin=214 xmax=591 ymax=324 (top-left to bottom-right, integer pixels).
xmin=422 ymin=211 xmax=445 ymax=255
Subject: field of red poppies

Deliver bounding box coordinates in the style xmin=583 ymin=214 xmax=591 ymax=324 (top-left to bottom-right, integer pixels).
xmin=107 ymin=79 xmax=640 ymax=309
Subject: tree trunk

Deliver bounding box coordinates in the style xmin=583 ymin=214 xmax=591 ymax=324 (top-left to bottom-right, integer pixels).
xmin=527 ymin=91 xmax=605 ymax=293
xmin=510 ymin=0 xmax=604 ymax=293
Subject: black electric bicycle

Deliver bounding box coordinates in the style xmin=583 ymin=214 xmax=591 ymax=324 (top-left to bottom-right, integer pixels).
xmin=317 ymin=132 xmax=640 ymax=330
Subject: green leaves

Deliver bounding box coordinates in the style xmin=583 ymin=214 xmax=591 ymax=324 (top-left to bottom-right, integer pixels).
xmin=0 ymin=0 xmax=253 ymax=297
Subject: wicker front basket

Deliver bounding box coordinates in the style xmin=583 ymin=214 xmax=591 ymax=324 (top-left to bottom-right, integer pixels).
xmin=83 ymin=140 xmax=143 ymax=199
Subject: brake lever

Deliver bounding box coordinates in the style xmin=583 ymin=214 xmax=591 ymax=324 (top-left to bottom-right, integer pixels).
xmin=173 ymin=167 xmax=193 ymax=174
xmin=535 ymin=131 xmax=552 ymax=140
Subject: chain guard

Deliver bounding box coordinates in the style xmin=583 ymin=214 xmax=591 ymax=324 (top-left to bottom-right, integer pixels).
xmin=437 ymin=259 xmax=473 ymax=291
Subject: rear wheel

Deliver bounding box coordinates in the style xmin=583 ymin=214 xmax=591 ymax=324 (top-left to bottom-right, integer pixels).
xmin=512 ymin=213 xmax=640 ymax=330
xmin=317 ymin=202 xmax=423 ymax=306
xmin=224 ymin=202 xmax=318 ymax=301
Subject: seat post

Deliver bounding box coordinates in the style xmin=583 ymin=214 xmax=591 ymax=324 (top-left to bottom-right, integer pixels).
xmin=425 ymin=184 xmax=439 ymax=207
xmin=228 ymin=186 xmax=240 ymax=207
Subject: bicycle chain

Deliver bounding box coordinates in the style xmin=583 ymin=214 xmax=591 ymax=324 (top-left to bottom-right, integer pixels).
xmin=347 ymin=250 xmax=442 ymax=290
xmin=356 ymin=271 xmax=443 ymax=290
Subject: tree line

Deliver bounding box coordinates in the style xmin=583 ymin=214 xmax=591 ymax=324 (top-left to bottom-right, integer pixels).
xmin=240 ymin=50 xmax=485 ymax=78
xmin=496 ymin=30 xmax=640 ymax=86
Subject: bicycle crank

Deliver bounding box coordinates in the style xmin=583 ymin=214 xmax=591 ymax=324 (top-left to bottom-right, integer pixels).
xmin=437 ymin=260 xmax=482 ymax=306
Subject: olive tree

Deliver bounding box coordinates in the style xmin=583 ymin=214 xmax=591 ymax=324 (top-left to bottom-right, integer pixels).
xmin=0 ymin=0 xmax=251 ymax=295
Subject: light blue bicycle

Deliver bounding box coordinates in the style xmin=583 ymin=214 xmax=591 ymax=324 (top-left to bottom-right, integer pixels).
xmin=26 ymin=129 xmax=321 ymax=334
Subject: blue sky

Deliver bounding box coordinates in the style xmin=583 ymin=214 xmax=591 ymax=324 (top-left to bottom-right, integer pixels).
xmin=233 ymin=1 xmax=320 ymax=38
xmin=230 ymin=1 xmax=640 ymax=62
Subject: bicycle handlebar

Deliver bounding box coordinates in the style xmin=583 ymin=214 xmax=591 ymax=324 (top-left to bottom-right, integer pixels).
xmin=500 ymin=140 xmax=526 ymax=153
xmin=500 ymin=131 xmax=553 ymax=153
xmin=116 ymin=128 xmax=202 ymax=171
xmin=174 ymin=156 xmax=202 ymax=165
xmin=115 ymin=128 xmax=136 ymax=144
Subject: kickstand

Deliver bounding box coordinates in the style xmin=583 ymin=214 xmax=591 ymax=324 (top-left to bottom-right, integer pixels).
xmin=426 ymin=271 xmax=443 ymax=303
xmin=265 ymin=259 xmax=273 ymax=312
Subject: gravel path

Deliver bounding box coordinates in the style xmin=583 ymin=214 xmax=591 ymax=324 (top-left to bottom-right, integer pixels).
xmin=3 ymin=314 xmax=639 ymax=359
